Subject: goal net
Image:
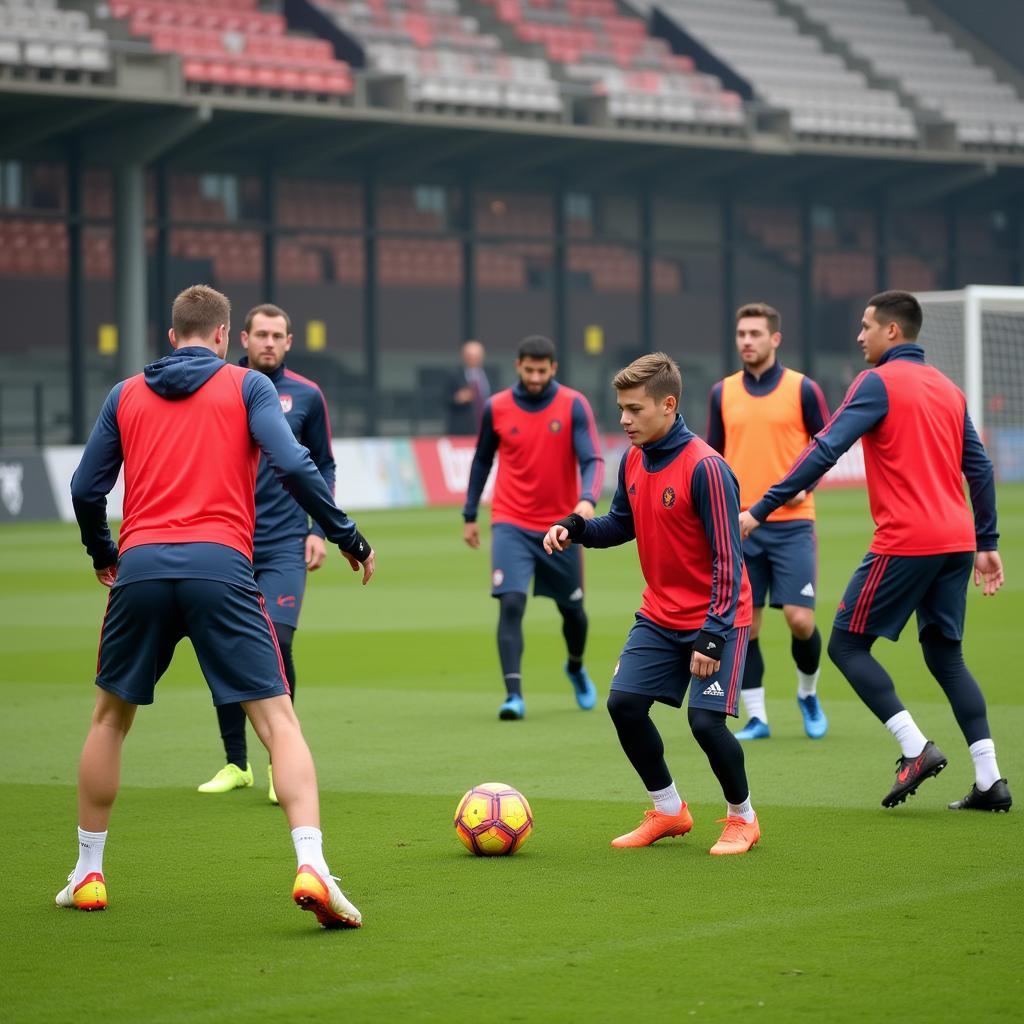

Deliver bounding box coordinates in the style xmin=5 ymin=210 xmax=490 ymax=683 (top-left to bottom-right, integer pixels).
xmin=916 ymin=285 xmax=1024 ymax=482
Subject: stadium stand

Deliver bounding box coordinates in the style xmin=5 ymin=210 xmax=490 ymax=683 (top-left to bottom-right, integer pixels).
xmin=0 ymin=0 xmax=110 ymax=75
xmin=472 ymin=0 xmax=745 ymax=131
xmin=628 ymin=0 xmax=918 ymax=143
xmin=103 ymin=0 xmax=354 ymax=97
xmin=788 ymin=0 xmax=1024 ymax=148
xmin=308 ymin=0 xmax=563 ymax=117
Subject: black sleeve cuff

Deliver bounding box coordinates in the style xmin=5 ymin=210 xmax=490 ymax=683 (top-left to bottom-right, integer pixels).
xmin=554 ymin=512 xmax=587 ymax=541
xmin=694 ymin=630 xmax=726 ymax=660
xmin=339 ymin=530 xmax=371 ymax=562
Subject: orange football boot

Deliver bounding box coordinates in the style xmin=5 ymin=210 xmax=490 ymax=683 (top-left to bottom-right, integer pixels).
xmin=292 ymin=864 xmax=362 ymax=929
xmin=611 ymin=804 xmax=694 ymax=847
xmin=55 ymin=872 xmax=107 ymax=911
xmin=709 ymin=815 xmax=761 ymax=856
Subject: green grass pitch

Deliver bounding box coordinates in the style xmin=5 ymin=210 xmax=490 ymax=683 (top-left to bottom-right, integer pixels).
xmin=2 ymin=488 xmax=1022 ymax=1023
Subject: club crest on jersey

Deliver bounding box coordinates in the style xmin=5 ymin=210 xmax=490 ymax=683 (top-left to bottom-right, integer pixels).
xmin=280 ymin=395 xmax=293 ymax=414
xmin=661 ymin=486 xmax=676 ymax=509
xmin=548 ymin=420 xmax=562 ymax=433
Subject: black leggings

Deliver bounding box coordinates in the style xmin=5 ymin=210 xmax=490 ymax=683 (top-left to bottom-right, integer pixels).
xmin=827 ymin=625 xmax=990 ymax=744
xmin=606 ymin=691 xmax=749 ymax=804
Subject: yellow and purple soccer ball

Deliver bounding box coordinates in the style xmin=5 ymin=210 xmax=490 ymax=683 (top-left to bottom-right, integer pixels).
xmin=454 ymin=782 xmax=533 ymax=856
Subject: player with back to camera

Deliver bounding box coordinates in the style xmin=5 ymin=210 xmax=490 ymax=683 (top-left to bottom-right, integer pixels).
xmin=59 ymin=285 xmax=376 ymax=927
xmin=197 ymin=303 xmax=335 ymax=805
xmin=740 ymin=290 xmax=1011 ymax=812
xmin=706 ymin=302 xmax=831 ymax=740
xmin=544 ymin=353 xmax=761 ymax=855
xmin=463 ymin=334 xmax=605 ymax=720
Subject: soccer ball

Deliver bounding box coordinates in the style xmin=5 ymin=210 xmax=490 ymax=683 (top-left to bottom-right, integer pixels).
xmin=454 ymin=782 xmax=533 ymax=856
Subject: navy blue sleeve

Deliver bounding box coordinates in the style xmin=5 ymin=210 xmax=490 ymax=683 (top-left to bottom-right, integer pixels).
xmin=578 ymin=452 xmax=635 ymax=548
xmin=750 ymin=371 xmax=888 ymax=523
xmin=705 ymin=381 xmax=725 ymax=454
xmin=301 ymin=386 xmax=336 ymax=541
xmin=691 ymin=455 xmax=745 ymax=637
xmin=462 ymin=400 xmax=498 ymax=522
xmin=571 ymin=394 xmax=604 ymax=507
xmin=71 ymin=383 xmax=124 ymax=570
xmin=800 ymin=376 xmax=831 ymax=493
xmin=962 ymin=410 xmax=998 ymax=551
xmin=243 ymin=373 xmax=366 ymax=558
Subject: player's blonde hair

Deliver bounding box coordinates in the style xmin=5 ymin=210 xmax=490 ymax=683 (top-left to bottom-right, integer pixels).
xmin=612 ymin=352 xmax=682 ymax=403
xmin=172 ymin=285 xmax=231 ymax=340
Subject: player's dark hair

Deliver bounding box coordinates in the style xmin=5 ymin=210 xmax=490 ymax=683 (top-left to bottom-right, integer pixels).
xmin=518 ymin=335 xmax=557 ymax=362
xmin=736 ymin=302 xmax=781 ymax=335
xmin=172 ymin=284 xmax=231 ymax=340
xmin=612 ymin=352 xmax=682 ymax=403
xmin=868 ymin=290 xmax=922 ymax=341
xmin=244 ymin=303 xmax=291 ymax=335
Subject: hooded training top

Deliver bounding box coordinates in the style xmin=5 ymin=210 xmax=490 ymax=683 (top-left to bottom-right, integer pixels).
xmin=71 ymin=347 xmax=365 ymax=588
xmin=576 ymin=416 xmax=752 ymax=636
xmin=462 ymin=379 xmax=604 ymax=533
xmin=749 ymin=344 xmax=998 ymax=556
xmin=238 ymin=357 xmax=336 ymax=551
xmin=706 ymin=361 xmax=829 ymax=522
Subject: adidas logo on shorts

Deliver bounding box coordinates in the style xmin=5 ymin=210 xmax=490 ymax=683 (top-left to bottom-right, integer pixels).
xmin=800 ymin=582 xmax=815 ymax=597
xmin=702 ymin=681 xmax=725 ymax=697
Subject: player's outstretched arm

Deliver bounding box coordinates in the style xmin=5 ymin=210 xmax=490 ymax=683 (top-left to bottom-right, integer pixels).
xmin=244 ymin=373 xmax=373 ymax=575
xmin=974 ymin=550 xmax=1004 ymax=596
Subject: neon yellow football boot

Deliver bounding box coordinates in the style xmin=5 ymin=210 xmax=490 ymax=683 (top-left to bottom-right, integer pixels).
xmin=197 ymin=762 xmax=253 ymax=793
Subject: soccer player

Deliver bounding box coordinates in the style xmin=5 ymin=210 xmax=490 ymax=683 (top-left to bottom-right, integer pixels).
xmin=463 ymin=334 xmax=604 ymax=720
xmin=544 ymin=353 xmax=761 ymax=855
xmin=740 ymin=290 xmax=1011 ymax=812
xmin=58 ymin=285 xmax=376 ymax=926
xmin=706 ymin=302 xmax=830 ymax=740
xmin=197 ymin=303 xmax=335 ymax=804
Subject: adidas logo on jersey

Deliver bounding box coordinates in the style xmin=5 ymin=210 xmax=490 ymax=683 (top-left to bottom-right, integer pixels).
xmin=702 ymin=681 xmax=725 ymax=697
xmin=800 ymin=582 xmax=815 ymax=597
xmin=628 ymin=484 xmax=636 ymax=495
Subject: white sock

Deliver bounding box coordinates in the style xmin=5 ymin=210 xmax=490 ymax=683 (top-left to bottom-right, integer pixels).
xmin=727 ymin=796 xmax=756 ymax=824
xmin=74 ymin=827 xmax=107 ymax=884
xmin=291 ymin=826 xmax=330 ymax=877
xmin=969 ymin=739 xmax=1001 ymax=791
xmin=884 ymin=710 xmax=927 ymax=758
xmin=648 ymin=782 xmax=682 ymax=815
xmin=797 ymin=668 xmax=820 ymax=699
xmin=741 ymin=686 xmax=767 ymax=724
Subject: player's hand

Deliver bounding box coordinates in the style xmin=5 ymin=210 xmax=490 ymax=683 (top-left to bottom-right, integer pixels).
xmin=784 ymin=490 xmax=807 ymax=507
xmin=95 ymin=565 xmax=117 ymax=588
xmin=343 ymin=548 xmax=375 ymax=585
xmin=305 ymin=534 xmax=327 ymax=571
xmin=738 ymin=510 xmax=761 ymax=539
xmin=543 ymin=525 xmax=571 ymax=554
xmin=454 ymin=386 xmax=474 ymax=405
xmin=463 ymin=522 xmax=480 ymax=549
xmin=690 ymin=651 xmax=721 ymax=680
xmin=973 ymin=550 xmax=1004 ymax=596
xmin=573 ymin=500 xmax=596 ymax=521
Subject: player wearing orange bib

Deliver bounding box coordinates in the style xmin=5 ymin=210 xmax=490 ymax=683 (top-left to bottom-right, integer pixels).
xmin=707 ymin=303 xmax=830 ymax=740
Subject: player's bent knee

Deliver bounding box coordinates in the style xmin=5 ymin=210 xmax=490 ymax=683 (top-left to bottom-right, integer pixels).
xmin=687 ymin=706 xmax=728 ymax=743
xmin=92 ymin=690 xmax=137 ymax=734
xmin=783 ymin=606 xmax=815 ymax=638
xmin=607 ymin=689 xmax=650 ymax=724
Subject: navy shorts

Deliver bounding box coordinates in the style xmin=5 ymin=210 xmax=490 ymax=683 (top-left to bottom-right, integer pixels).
xmin=610 ymin=613 xmax=750 ymax=715
xmin=95 ymin=578 xmax=290 ymax=707
xmin=254 ymin=540 xmax=308 ymax=631
xmin=491 ymin=523 xmax=584 ymax=605
xmin=833 ymin=550 xmax=974 ymax=642
xmin=743 ymin=520 xmax=817 ymax=609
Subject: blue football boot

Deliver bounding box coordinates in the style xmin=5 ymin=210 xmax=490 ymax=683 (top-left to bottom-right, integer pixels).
xmin=564 ymin=662 xmax=597 ymax=710
xmin=498 ymin=694 xmax=525 ymax=720
xmin=797 ymin=694 xmax=828 ymax=739
xmin=736 ymin=717 xmax=771 ymax=740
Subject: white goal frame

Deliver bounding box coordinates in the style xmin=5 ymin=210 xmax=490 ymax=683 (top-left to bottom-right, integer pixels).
xmin=915 ymin=285 xmax=1024 ymax=438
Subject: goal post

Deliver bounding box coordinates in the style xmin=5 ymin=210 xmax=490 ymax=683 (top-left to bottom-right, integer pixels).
xmin=916 ymin=285 xmax=1024 ymax=481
